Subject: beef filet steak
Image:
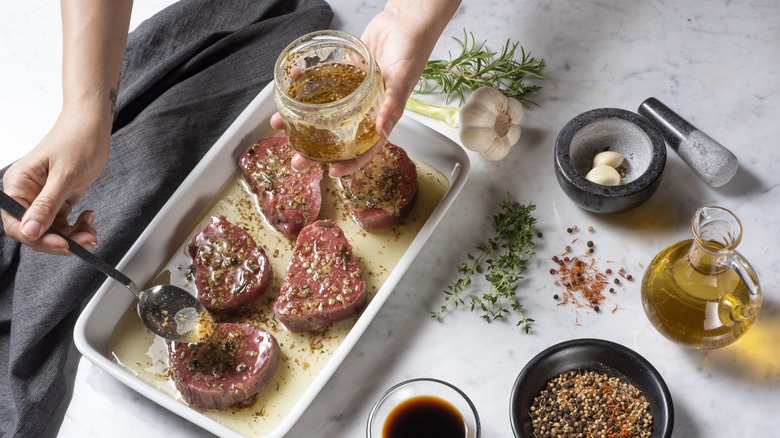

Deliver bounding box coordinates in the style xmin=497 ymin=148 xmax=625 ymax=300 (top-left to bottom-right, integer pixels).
xmin=188 ymin=215 xmax=272 ymax=312
xmin=273 ymin=220 xmax=367 ymax=331
xmin=169 ymin=322 xmax=280 ymax=411
xmin=340 ymin=141 xmax=418 ymax=229
xmin=239 ymin=133 xmax=323 ymax=237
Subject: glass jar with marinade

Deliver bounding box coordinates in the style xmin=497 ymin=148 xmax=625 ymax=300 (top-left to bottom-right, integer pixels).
xmin=273 ymin=30 xmax=385 ymax=162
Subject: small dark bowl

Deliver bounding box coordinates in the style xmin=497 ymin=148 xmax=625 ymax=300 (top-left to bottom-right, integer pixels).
xmin=509 ymin=338 xmax=673 ymax=438
xmin=555 ymin=108 xmax=666 ymax=214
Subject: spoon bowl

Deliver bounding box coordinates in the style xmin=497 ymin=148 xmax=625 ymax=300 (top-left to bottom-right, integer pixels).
xmin=137 ymin=284 xmax=214 ymax=343
xmin=0 ymin=190 xmax=213 ymax=343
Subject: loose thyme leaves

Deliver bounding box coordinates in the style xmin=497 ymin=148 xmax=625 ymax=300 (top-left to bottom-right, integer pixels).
xmin=431 ymin=196 xmax=537 ymax=333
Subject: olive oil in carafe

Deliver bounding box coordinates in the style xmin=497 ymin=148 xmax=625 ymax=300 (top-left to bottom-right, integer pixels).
xmin=642 ymin=239 xmax=758 ymax=349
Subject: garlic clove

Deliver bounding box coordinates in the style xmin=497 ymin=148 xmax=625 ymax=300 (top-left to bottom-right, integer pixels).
xmin=593 ymin=151 xmax=624 ymax=168
xmin=505 ymin=123 xmax=522 ymax=146
xmin=458 ymin=92 xmax=505 ymax=123
xmin=481 ymin=136 xmax=513 ymax=161
xmin=586 ymin=165 xmax=622 ymax=185
xmin=460 ymin=125 xmax=498 ymax=153
xmin=505 ymin=95 xmax=525 ymax=125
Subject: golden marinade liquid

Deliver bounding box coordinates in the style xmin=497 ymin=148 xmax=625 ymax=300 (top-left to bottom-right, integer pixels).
xmin=284 ymin=63 xmax=381 ymax=162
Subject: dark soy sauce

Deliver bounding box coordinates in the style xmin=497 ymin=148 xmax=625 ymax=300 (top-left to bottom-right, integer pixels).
xmin=382 ymin=395 xmax=466 ymax=438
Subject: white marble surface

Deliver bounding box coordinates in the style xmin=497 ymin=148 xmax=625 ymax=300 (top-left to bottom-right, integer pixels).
xmin=3 ymin=0 xmax=780 ymax=437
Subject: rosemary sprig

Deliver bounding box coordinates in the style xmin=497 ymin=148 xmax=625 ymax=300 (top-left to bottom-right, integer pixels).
xmin=432 ymin=195 xmax=537 ymax=333
xmin=416 ymin=30 xmax=545 ymax=106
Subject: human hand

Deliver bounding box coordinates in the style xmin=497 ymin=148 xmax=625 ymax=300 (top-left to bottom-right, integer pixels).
xmin=276 ymin=1 xmax=459 ymax=177
xmin=1 ymin=108 xmax=110 ymax=254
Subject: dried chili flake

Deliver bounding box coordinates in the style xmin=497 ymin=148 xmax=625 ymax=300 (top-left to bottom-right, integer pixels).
xmin=547 ymin=231 xmax=638 ymax=316
xmin=552 ymin=254 xmax=609 ymax=309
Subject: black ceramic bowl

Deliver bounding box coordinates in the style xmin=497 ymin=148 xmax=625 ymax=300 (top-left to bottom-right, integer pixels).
xmin=555 ymin=108 xmax=666 ymax=214
xmin=510 ymin=338 xmax=673 ymax=438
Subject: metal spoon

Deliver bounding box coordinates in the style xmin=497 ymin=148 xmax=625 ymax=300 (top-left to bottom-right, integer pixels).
xmin=0 ymin=190 xmax=213 ymax=343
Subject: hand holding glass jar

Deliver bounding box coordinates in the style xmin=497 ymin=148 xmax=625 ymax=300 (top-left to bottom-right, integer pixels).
xmin=272 ymin=1 xmax=462 ymax=177
xmin=273 ymin=30 xmax=386 ymax=173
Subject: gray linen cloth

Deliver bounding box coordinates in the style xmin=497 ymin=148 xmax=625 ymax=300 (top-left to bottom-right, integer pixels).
xmin=0 ymin=0 xmax=333 ymax=436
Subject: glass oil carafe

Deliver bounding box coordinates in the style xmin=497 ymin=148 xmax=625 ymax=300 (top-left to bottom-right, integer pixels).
xmin=642 ymin=206 xmax=762 ymax=349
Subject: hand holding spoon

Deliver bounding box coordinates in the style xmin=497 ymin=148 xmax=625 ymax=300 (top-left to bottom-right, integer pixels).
xmin=0 ymin=190 xmax=213 ymax=343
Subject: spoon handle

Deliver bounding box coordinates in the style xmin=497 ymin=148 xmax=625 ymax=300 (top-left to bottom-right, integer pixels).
xmin=0 ymin=190 xmax=139 ymax=296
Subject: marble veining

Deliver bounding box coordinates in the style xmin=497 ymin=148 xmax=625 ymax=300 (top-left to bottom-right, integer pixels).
xmin=2 ymin=0 xmax=779 ymax=437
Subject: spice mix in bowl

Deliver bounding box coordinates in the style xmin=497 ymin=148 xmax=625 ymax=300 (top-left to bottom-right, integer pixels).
xmin=509 ymin=338 xmax=673 ymax=438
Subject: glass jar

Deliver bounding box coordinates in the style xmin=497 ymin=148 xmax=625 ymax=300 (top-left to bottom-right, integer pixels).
xmin=273 ymin=30 xmax=384 ymax=162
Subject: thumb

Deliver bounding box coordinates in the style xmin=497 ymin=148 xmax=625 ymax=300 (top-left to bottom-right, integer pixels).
xmin=20 ymin=182 xmax=72 ymax=240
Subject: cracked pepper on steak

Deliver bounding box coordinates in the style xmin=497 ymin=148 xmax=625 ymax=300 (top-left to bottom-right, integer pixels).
xmin=340 ymin=141 xmax=418 ymax=229
xmin=273 ymin=219 xmax=367 ymax=331
xmin=239 ymin=133 xmax=323 ymax=238
xmin=168 ymin=322 xmax=280 ymax=411
xmin=188 ymin=215 xmax=273 ymax=313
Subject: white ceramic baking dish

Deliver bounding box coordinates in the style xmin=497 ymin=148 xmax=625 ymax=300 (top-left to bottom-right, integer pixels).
xmin=74 ymin=81 xmax=470 ymax=437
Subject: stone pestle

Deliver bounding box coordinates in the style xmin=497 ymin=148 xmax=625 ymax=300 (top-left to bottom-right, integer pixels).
xmin=638 ymin=97 xmax=738 ymax=187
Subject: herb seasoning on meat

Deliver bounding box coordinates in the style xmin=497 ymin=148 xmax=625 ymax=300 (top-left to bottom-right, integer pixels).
xmin=239 ymin=134 xmax=323 ymax=237
xmin=341 ymin=142 xmax=418 ymax=229
xmin=168 ymin=323 xmax=280 ymax=411
xmin=273 ymin=220 xmax=367 ymax=331
xmin=188 ymin=216 xmax=273 ymax=312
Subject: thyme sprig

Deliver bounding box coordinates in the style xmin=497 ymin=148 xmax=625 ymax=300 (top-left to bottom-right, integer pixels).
xmin=432 ymin=195 xmax=537 ymax=333
xmin=416 ymin=30 xmax=545 ymax=106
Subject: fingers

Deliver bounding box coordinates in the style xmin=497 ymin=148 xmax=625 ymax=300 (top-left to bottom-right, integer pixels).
xmin=376 ymin=95 xmax=400 ymax=140
xmin=326 ymin=139 xmax=385 ymax=177
xmin=270 ymin=112 xmax=284 ymax=130
xmin=290 ymin=153 xmax=319 ymax=172
xmin=32 ymin=210 xmax=97 ymax=255
xmin=70 ymin=210 xmax=98 ymax=248
xmin=1 ymin=203 xmax=97 ymax=255
xmin=1 ymin=208 xmax=70 ymax=255
xmin=19 ymin=194 xmax=64 ymax=241
xmin=290 ymin=137 xmax=385 ymax=178
xmin=33 ymin=234 xmax=72 ymax=256
xmin=19 ymin=173 xmax=78 ymax=241
xmin=1 ymin=153 xmax=94 ymax=254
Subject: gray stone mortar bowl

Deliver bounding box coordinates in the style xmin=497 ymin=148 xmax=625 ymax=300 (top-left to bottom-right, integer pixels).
xmin=554 ymin=108 xmax=667 ymax=214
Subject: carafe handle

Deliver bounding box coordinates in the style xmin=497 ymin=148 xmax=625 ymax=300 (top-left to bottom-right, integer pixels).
xmin=725 ymin=252 xmax=762 ymax=319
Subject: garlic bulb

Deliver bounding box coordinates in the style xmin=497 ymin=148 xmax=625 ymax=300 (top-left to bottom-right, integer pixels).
xmin=458 ymin=87 xmax=524 ymax=161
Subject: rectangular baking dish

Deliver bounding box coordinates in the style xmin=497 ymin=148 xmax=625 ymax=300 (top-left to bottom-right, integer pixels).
xmin=74 ymin=81 xmax=470 ymax=437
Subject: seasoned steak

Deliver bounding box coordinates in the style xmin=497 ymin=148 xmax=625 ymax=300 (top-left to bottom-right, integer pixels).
xmin=169 ymin=322 xmax=280 ymax=411
xmin=340 ymin=141 xmax=418 ymax=229
xmin=188 ymin=215 xmax=272 ymax=313
xmin=273 ymin=220 xmax=367 ymax=331
xmin=239 ymin=133 xmax=323 ymax=237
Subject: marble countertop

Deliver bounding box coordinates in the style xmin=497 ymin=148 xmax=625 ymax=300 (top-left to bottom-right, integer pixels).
xmin=3 ymin=0 xmax=780 ymax=437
